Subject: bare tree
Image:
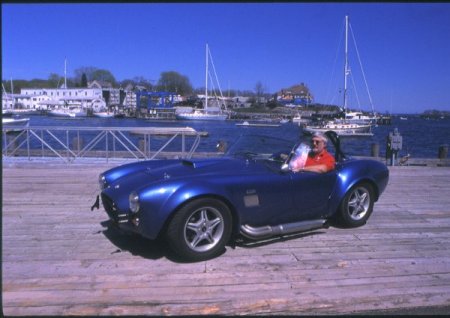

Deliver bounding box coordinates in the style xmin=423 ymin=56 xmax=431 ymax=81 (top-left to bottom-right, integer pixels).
xmin=255 ymin=81 xmax=265 ymax=107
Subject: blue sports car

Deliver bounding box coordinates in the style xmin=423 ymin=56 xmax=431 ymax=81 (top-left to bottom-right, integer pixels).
xmin=94 ymin=131 xmax=389 ymax=261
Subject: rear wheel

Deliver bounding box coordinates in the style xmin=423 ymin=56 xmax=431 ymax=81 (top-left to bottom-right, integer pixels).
xmin=166 ymin=198 xmax=232 ymax=261
xmin=338 ymin=182 xmax=374 ymax=227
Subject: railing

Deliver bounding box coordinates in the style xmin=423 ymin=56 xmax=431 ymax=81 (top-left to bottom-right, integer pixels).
xmin=2 ymin=126 xmax=208 ymax=163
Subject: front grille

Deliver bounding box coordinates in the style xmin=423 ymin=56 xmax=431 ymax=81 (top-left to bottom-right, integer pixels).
xmin=101 ymin=193 xmax=130 ymax=224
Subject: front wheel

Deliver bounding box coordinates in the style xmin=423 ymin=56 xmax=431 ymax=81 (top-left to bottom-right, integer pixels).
xmin=166 ymin=198 xmax=232 ymax=261
xmin=337 ymin=182 xmax=374 ymax=227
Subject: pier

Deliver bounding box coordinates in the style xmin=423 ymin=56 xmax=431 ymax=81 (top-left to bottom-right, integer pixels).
xmin=2 ymin=126 xmax=209 ymax=163
xmin=3 ymin=126 xmax=449 ymax=166
xmin=2 ymin=161 xmax=450 ymax=315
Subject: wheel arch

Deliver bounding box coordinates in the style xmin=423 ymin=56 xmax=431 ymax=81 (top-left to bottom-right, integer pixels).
xmin=158 ymin=193 xmax=240 ymax=242
xmin=330 ymin=176 xmax=380 ymax=217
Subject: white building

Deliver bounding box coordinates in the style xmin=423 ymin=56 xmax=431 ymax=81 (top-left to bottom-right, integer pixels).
xmin=2 ymin=94 xmax=14 ymax=110
xmin=20 ymin=88 xmax=106 ymax=111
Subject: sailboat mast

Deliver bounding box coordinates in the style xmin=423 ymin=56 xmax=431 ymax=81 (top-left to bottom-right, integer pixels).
xmin=205 ymin=44 xmax=208 ymax=110
xmin=343 ymin=15 xmax=349 ymax=113
xmin=64 ymin=57 xmax=67 ymax=89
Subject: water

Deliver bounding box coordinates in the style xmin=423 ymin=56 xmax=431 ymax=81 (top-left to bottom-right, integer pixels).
xmin=25 ymin=114 xmax=450 ymax=159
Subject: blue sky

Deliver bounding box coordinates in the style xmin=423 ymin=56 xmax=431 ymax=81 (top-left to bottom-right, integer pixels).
xmin=2 ymin=3 xmax=450 ymax=114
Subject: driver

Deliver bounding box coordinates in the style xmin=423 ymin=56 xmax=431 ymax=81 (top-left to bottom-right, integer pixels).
xmin=291 ymin=132 xmax=335 ymax=173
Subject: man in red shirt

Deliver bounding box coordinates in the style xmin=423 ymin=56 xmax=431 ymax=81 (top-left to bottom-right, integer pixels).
xmin=291 ymin=132 xmax=336 ymax=173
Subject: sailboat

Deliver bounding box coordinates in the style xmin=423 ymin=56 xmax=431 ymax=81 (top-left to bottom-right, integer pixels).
xmin=176 ymin=44 xmax=228 ymax=121
xmin=303 ymin=16 xmax=373 ymax=137
xmin=2 ymin=82 xmax=30 ymax=132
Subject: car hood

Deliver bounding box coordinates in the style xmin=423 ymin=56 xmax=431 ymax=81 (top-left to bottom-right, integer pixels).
xmin=103 ymin=157 xmax=268 ymax=195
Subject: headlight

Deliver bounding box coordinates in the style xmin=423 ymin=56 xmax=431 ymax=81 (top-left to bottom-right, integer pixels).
xmin=99 ymin=174 xmax=106 ymax=190
xmin=129 ymin=191 xmax=140 ymax=213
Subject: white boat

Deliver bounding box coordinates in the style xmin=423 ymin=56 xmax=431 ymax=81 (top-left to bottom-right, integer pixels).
xmin=176 ymin=44 xmax=228 ymax=121
xmin=177 ymin=109 xmax=228 ymax=121
xmin=49 ymin=107 xmax=87 ymax=118
xmin=93 ymin=111 xmax=115 ymax=118
xmin=303 ymin=16 xmax=374 ymax=137
xmin=2 ymin=108 xmax=37 ymax=116
xmin=292 ymin=113 xmax=310 ymax=125
xmin=2 ymin=116 xmax=30 ymax=132
xmin=236 ymin=121 xmax=280 ymax=127
xmin=344 ymin=110 xmax=378 ymax=125
xmin=303 ymin=120 xmax=373 ymax=136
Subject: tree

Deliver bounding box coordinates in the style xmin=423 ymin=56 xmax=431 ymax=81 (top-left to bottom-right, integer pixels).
xmin=80 ymin=73 xmax=88 ymax=87
xmin=92 ymin=69 xmax=116 ymax=86
xmin=255 ymin=81 xmax=265 ymax=108
xmin=48 ymin=73 xmax=62 ymax=88
xmin=74 ymin=66 xmax=97 ymax=83
xmin=157 ymin=71 xmax=193 ymax=95
xmin=73 ymin=66 xmax=116 ymax=86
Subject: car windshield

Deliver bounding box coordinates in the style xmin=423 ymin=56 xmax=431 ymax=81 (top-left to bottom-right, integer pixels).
xmin=225 ymin=134 xmax=338 ymax=167
xmin=225 ymin=135 xmax=298 ymax=159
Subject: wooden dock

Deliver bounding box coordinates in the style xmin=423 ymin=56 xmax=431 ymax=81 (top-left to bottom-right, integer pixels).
xmin=2 ymin=161 xmax=450 ymax=315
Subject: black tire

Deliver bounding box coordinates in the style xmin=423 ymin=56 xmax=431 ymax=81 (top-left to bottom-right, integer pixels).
xmin=166 ymin=198 xmax=232 ymax=261
xmin=337 ymin=182 xmax=374 ymax=228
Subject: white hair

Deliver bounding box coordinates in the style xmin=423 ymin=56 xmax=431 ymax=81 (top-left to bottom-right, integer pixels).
xmin=312 ymin=132 xmax=328 ymax=144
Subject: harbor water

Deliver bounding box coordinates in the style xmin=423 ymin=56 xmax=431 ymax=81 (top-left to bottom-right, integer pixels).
xmin=19 ymin=115 xmax=450 ymax=159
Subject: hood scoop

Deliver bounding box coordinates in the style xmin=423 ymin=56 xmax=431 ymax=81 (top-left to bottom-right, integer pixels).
xmin=181 ymin=159 xmax=223 ymax=169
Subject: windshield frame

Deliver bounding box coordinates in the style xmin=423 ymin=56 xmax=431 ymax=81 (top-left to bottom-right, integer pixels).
xmin=225 ymin=134 xmax=297 ymax=159
xmin=224 ymin=133 xmax=341 ymax=170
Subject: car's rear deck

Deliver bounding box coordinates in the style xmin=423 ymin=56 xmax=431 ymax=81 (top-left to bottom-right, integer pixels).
xmin=2 ymin=160 xmax=450 ymax=315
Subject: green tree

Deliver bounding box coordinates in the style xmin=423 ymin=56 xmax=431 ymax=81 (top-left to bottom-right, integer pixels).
xmin=73 ymin=66 xmax=116 ymax=86
xmin=48 ymin=73 xmax=62 ymax=88
xmin=92 ymin=69 xmax=116 ymax=86
xmin=80 ymin=73 xmax=88 ymax=87
xmin=157 ymin=71 xmax=193 ymax=95
xmin=74 ymin=67 xmax=96 ymax=82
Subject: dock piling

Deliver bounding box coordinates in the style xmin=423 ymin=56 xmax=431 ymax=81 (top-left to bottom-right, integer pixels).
xmin=438 ymin=144 xmax=448 ymax=159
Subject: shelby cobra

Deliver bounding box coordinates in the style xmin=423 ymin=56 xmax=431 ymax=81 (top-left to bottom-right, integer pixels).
xmin=94 ymin=131 xmax=389 ymax=261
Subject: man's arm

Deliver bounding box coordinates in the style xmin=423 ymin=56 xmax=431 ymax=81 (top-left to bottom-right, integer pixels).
xmin=294 ymin=164 xmax=328 ymax=173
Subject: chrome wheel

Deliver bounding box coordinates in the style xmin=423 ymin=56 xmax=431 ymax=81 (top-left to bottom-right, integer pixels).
xmin=338 ymin=182 xmax=374 ymax=227
xmin=167 ymin=198 xmax=232 ymax=261
xmin=184 ymin=207 xmax=224 ymax=253
xmin=346 ymin=186 xmax=371 ymax=221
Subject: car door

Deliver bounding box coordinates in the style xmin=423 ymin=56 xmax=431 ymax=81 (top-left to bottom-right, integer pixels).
xmin=231 ymin=169 xmax=297 ymax=227
xmin=289 ymin=170 xmax=338 ymax=220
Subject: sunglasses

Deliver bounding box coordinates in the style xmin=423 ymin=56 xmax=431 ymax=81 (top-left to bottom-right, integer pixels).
xmin=311 ymin=140 xmax=323 ymax=145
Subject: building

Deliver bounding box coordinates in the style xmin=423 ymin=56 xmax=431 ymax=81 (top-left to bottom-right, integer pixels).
xmin=277 ymin=83 xmax=313 ymax=106
xmin=20 ymin=87 xmax=106 ymax=111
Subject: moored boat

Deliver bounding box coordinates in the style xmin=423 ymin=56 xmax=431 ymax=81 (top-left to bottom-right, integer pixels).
xmin=2 ymin=116 xmax=30 ymax=132
xmin=302 ymin=120 xmax=373 ymax=136
xmin=177 ymin=44 xmax=228 ymax=121
xmin=48 ymin=107 xmax=87 ymax=118
xmin=93 ymin=111 xmax=115 ymax=118
xmin=236 ymin=121 xmax=281 ymax=127
xmin=303 ymin=16 xmax=375 ymax=137
xmin=176 ymin=109 xmax=228 ymax=121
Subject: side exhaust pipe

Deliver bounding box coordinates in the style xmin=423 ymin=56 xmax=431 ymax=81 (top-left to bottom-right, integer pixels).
xmin=240 ymin=219 xmax=327 ymax=240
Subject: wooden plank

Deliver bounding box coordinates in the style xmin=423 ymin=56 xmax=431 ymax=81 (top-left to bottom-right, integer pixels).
xmin=2 ymin=163 xmax=450 ymax=315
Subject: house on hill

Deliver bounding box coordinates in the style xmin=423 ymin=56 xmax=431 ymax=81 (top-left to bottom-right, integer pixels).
xmin=277 ymin=83 xmax=313 ymax=107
